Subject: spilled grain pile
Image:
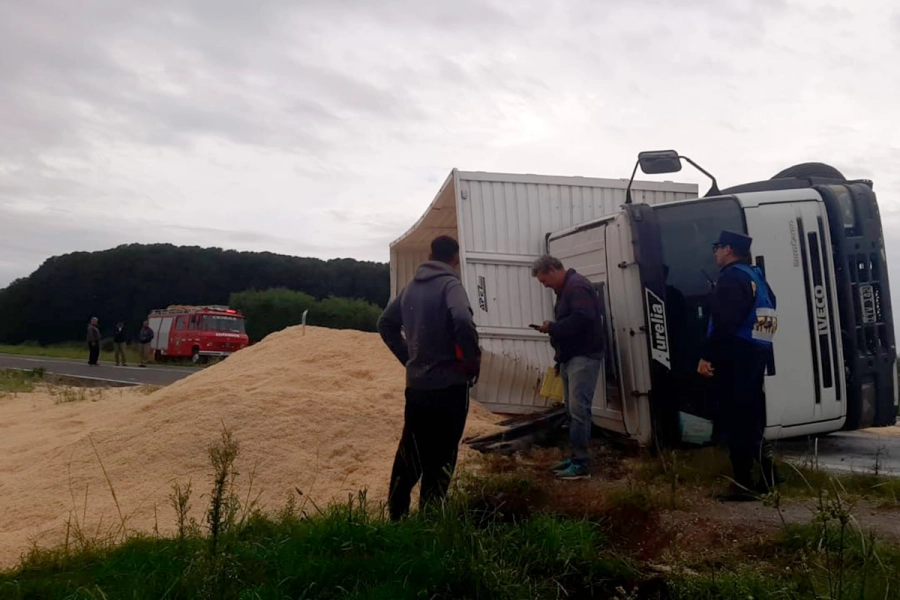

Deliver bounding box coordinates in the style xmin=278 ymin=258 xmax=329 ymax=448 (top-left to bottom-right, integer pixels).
xmin=0 ymin=326 xmax=500 ymax=567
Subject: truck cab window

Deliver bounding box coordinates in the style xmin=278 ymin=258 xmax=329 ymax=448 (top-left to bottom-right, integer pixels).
xmin=176 ymin=316 xmax=187 ymax=330
xmin=653 ymin=198 xmax=746 ymax=417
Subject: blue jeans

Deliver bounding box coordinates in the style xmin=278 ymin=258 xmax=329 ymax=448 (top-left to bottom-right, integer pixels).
xmin=560 ymin=355 xmax=602 ymax=464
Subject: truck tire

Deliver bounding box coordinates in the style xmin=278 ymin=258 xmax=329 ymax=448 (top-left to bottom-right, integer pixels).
xmin=771 ymin=163 xmax=846 ymax=181
xmin=191 ymin=346 xmax=201 ymax=364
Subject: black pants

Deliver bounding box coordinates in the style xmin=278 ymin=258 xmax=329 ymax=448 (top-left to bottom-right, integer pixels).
xmin=88 ymin=342 xmax=100 ymax=365
xmin=388 ymin=384 xmax=469 ymax=520
xmin=713 ymin=341 xmax=777 ymax=490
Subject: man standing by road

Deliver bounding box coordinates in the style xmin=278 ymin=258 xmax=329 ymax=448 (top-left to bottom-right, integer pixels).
xmin=113 ymin=321 xmax=128 ymax=366
xmin=698 ymin=231 xmax=779 ymax=501
xmin=86 ymin=317 xmax=101 ymax=366
xmin=138 ymin=320 xmax=154 ymax=367
xmin=378 ymin=235 xmax=481 ymax=520
xmin=532 ymin=255 xmax=604 ymax=480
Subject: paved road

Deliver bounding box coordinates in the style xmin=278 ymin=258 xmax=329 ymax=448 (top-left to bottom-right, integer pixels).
xmin=777 ymin=427 xmax=900 ymax=476
xmin=0 ymin=354 xmax=198 ymax=387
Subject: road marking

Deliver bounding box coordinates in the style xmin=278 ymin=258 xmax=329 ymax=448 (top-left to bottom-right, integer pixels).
xmin=0 ymin=367 xmax=143 ymax=386
xmin=1 ymin=355 xmax=193 ymax=374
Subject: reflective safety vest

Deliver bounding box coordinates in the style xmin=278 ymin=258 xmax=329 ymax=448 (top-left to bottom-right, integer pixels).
xmin=707 ymin=263 xmax=777 ymax=348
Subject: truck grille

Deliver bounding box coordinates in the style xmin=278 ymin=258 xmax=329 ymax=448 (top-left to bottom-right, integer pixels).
xmin=848 ymin=252 xmax=889 ymax=355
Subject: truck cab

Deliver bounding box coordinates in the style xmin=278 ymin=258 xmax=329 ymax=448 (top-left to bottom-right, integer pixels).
xmin=548 ymin=156 xmax=897 ymax=447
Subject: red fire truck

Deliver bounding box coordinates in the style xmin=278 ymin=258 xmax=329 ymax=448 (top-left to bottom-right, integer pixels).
xmin=147 ymin=305 xmax=250 ymax=363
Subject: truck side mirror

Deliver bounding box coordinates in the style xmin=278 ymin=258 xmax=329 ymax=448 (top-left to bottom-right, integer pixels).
xmin=638 ymin=150 xmax=682 ymax=175
xmin=625 ymin=149 xmax=720 ymax=203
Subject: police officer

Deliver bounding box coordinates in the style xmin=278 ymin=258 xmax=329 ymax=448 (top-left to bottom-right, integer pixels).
xmin=698 ymin=230 xmax=779 ymax=501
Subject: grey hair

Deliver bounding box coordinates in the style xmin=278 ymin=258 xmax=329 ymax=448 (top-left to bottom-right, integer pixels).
xmin=531 ymin=255 xmax=564 ymax=276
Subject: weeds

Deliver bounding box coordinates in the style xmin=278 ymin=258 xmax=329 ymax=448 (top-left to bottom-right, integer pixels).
xmin=206 ymin=425 xmax=241 ymax=558
xmin=49 ymin=385 xmax=105 ymax=404
xmin=169 ymin=480 xmax=198 ymax=543
xmin=137 ymin=385 xmax=162 ymax=395
xmin=2 ymin=484 xmax=633 ymax=599
xmin=0 ymin=368 xmax=44 ymax=396
xmin=89 ymin=436 xmax=128 ymax=542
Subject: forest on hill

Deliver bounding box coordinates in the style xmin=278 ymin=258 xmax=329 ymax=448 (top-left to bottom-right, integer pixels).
xmin=0 ymin=244 xmax=390 ymax=344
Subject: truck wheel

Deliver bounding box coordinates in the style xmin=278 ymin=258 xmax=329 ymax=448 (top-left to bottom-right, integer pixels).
xmin=772 ymin=163 xmax=846 ymax=181
xmin=191 ymin=347 xmax=201 ymax=364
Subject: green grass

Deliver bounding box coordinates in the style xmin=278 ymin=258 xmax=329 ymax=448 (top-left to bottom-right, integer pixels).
xmin=0 ymin=343 xmax=145 ymax=363
xmin=637 ymin=445 xmax=900 ymax=505
xmin=0 ymin=343 xmax=205 ymax=368
xmin=778 ymin=463 xmax=900 ymax=505
xmin=4 ymin=485 xmax=899 ymax=600
xmin=659 ymin=519 xmax=900 ymax=600
xmin=0 ymin=368 xmax=44 ymax=395
xmin=0 ymin=495 xmax=634 ymax=600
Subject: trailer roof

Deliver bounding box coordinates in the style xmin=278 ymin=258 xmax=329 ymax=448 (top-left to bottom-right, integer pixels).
xmin=390 ymin=169 xmax=698 ymax=249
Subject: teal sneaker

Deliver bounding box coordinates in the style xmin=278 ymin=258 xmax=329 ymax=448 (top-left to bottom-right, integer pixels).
xmin=556 ymin=463 xmax=590 ymax=480
xmin=550 ymin=458 xmax=572 ymax=473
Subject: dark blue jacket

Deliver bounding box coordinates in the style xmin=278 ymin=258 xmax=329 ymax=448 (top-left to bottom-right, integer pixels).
xmin=703 ymin=261 xmax=776 ymax=360
xmin=548 ymin=270 xmax=604 ymax=364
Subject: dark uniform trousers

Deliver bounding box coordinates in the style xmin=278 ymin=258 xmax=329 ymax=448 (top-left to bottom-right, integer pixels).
xmin=388 ymin=384 xmax=469 ymax=520
xmin=712 ymin=338 xmax=777 ymax=491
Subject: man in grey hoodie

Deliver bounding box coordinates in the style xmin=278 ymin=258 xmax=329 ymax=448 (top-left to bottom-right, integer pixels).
xmin=378 ymin=235 xmax=481 ymax=520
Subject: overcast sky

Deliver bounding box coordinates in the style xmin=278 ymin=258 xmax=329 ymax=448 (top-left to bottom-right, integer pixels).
xmin=2 ymin=0 xmax=899 ymax=293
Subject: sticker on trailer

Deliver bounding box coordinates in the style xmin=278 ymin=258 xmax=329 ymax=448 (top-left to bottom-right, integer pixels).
xmin=645 ymin=288 xmax=671 ymax=369
xmin=859 ymin=284 xmax=877 ymax=324
xmin=477 ymin=276 xmax=488 ymax=312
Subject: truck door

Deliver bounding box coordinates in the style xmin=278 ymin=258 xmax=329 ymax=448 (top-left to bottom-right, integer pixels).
xmin=547 ymin=219 xmax=627 ymax=436
xmin=173 ymin=315 xmax=189 ymax=356
xmin=743 ymin=198 xmax=846 ymax=434
xmin=150 ymin=316 xmax=172 ymax=353
xmin=606 ymin=211 xmax=653 ymax=444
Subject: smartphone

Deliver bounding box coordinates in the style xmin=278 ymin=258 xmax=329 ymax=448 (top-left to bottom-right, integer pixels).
xmin=528 ymin=324 xmax=541 ymax=330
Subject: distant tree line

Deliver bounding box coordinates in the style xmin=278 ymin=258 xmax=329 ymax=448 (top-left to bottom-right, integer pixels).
xmin=230 ymin=289 xmax=382 ymax=342
xmin=0 ymin=244 xmax=389 ymax=344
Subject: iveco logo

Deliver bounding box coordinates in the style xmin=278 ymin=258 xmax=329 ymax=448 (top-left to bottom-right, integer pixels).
xmin=789 ymin=221 xmax=800 ymax=268
xmin=814 ymin=285 xmax=829 ymax=333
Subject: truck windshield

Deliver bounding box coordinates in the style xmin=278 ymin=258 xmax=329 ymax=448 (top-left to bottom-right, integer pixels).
xmin=200 ymin=315 xmax=246 ymax=334
xmin=653 ymin=198 xmax=746 ymax=416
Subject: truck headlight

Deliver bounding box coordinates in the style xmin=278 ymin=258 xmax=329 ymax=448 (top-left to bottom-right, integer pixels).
xmin=836 ymin=189 xmax=856 ymax=231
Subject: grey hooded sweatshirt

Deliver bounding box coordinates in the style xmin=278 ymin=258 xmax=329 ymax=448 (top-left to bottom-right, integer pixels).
xmin=377 ymin=261 xmax=481 ymax=390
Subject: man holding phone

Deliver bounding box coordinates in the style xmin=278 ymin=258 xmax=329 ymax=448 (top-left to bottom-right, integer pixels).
xmin=531 ymin=255 xmax=604 ymax=480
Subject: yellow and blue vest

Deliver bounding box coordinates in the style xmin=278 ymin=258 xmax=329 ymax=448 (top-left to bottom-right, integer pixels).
xmin=707 ymin=263 xmax=777 ymax=348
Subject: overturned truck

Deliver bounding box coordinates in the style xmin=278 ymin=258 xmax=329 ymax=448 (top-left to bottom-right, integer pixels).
xmin=390 ymin=158 xmax=897 ymax=448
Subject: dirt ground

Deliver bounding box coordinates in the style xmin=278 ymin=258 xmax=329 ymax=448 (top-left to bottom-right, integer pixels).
xmin=471 ymin=445 xmax=900 ymax=567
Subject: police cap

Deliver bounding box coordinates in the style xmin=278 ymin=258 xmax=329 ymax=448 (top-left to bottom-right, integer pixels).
xmin=713 ymin=230 xmax=752 ymax=254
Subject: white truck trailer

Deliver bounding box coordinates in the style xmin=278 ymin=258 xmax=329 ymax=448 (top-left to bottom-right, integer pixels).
xmin=389 ymin=169 xmax=697 ymax=415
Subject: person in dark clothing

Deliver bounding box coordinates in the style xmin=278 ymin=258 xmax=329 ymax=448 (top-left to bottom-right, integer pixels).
xmin=113 ymin=321 xmax=128 ymax=366
xmin=86 ymin=317 xmax=101 ymax=366
xmin=532 ymin=255 xmax=604 ymax=480
xmin=378 ymin=235 xmax=481 ymax=520
xmin=138 ymin=320 xmax=154 ymax=367
xmin=698 ymin=230 xmax=779 ymax=501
